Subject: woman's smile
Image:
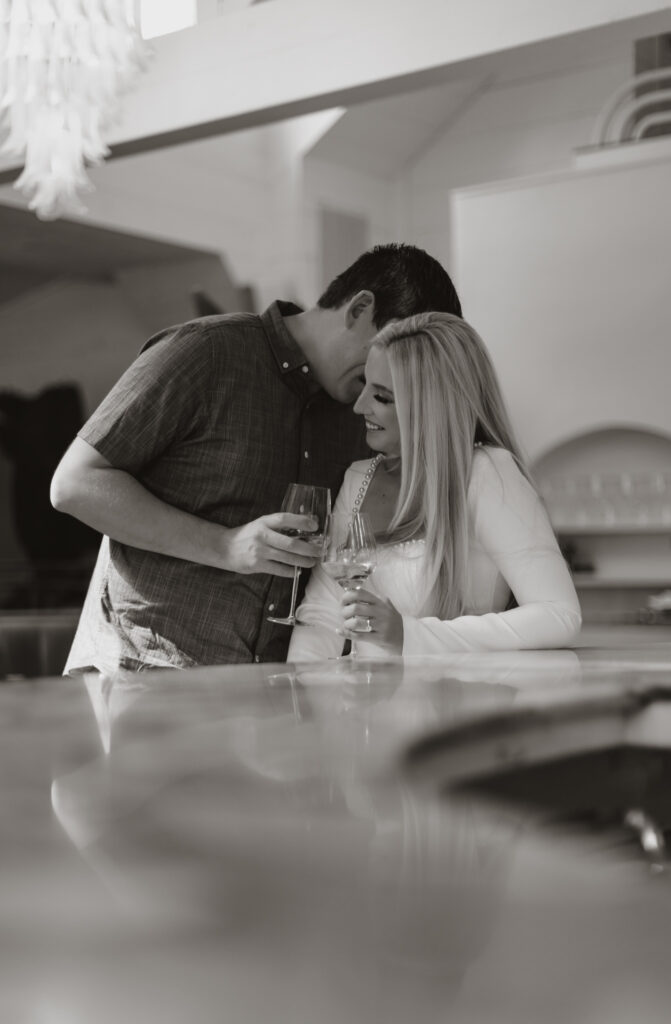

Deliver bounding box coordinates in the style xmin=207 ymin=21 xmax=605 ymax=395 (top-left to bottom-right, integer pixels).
xmin=353 ymin=347 xmax=402 ymax=457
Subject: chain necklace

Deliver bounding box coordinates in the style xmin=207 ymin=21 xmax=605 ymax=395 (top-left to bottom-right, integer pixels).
xmin=352 ymin=453 xmax=384 ymax=512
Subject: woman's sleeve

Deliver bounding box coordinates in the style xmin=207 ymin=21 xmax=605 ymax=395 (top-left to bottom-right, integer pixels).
xmin=402 ymin=450 xmax=582 ymax=655
xmin=287 ymin=465 xmax=360 ymax=663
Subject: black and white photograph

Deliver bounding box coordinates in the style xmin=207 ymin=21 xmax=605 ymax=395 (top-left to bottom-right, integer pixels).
xmin=1 ymin=1 xmax=671 ymax=1021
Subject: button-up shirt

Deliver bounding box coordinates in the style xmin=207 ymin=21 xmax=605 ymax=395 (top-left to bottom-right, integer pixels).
xmin=65 ymin=302 xmax=368 ymax=672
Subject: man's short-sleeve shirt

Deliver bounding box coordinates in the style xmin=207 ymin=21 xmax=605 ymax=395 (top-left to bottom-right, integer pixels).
xmin=65 ymin=302 xmax=368 ymax=671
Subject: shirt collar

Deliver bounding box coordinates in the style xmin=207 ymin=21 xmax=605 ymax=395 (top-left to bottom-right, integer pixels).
xmin=261 ymin=300 xmax=320 ymax=395
xmin=261 ymin=300 xmax=307 ymax=373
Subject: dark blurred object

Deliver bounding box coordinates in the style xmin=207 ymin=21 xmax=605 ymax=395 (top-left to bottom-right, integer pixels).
xmin=638 ymin=590 xmax=671 ymax=625
xmin=0 ymin=383 xmax=99 ymax=609
xmin=237 ymin=284 xmax=258 ymax=313
xmin=559 ymin=539 xmax=594 ymax=576
xmin=634 ymin=33 xmax=671 ymax=139
xmin=190 ymin=289 xmax=224 ymax=317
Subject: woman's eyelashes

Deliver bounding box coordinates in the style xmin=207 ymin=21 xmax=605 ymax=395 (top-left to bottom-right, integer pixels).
xmin=357 ymin=375 xmax=393 ymax=404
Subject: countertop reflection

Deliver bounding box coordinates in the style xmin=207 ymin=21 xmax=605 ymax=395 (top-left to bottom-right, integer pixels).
xmin=4 ymin=635 xmax=671 ymax=1023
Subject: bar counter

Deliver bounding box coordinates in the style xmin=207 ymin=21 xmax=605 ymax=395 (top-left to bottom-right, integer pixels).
xmin=3 ymin=628 xmax=671 ymax=1023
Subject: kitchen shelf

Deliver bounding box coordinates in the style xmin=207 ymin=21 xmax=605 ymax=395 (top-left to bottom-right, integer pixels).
xmin=555 ymin=525 xmax=671 ymax=536
xmin=573 ymin=576 xmax=671 ymax=590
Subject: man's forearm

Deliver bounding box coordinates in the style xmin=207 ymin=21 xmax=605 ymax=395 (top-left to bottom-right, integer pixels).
xmin=51 ymin=438 xmax=317 ymax=579
xmin=52 ymin=465 xmax=227 ymax=568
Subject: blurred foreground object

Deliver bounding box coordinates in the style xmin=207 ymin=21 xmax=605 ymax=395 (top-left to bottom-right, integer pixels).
xmin=0 ymin=0 xmax=151 ymax=220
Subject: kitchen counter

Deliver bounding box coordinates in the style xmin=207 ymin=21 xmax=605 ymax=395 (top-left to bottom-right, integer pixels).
xmin=3 ymin=633 xmax=671 ymax=1024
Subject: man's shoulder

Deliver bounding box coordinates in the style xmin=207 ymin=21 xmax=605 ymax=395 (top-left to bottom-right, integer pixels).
xmin=141 ymin=312 xmax=263 ymax=355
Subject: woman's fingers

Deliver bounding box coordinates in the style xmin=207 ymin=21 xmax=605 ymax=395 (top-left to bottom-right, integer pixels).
xmin=343 ymin=587 xmax=374 ymax=602
xmin=341 ymin=590 xmax=378 ymax=633
xmin=341 ymin=599 xmax=374 ymax=619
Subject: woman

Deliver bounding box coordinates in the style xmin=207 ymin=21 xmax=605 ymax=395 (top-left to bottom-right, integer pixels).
xmin=287 ymin=312 xmax=581 ymax=660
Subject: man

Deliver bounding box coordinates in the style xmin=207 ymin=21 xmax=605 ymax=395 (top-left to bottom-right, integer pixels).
xmin=51 ymin=243 xmax=462 ymax=671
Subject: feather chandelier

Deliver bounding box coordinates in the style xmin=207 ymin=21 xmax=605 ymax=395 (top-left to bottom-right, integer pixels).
xmin=0 ymin=0 xmax=151 ymax=220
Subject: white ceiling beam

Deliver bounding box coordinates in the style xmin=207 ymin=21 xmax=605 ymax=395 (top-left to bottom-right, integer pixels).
xmin=0 ymin=0 xmax=669 ymax=180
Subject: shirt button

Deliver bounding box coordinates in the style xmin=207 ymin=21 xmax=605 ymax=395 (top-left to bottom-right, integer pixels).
xmin=268 ymin=603 xmax=275 ymax=612
xmin=282 ymin=361 xmax=289 ymax=369
xmin=254 ymin=655 xmax=260 ymax=663
xmin=301 ymin=365 xmax=309 ymax=374
xmin=304 ymin=450 xmax=309 ymax=459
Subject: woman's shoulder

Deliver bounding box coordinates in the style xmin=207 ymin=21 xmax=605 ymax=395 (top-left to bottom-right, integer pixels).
xmin=335 ymin=458 xmax=378 ymax=505
xmin=471 ymin=443 xmax=516 ymax=474
xmin=469 ymin=446 xmax=531 ymax=502
xmin=342 ymin=457 xmax=380 ymax=482
xmin=349 ymin=457 xmax=378 ymax=472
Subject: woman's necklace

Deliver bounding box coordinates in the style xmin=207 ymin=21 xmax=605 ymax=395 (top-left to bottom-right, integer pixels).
xmin=352 ymin=453 xmax=384 ymax=512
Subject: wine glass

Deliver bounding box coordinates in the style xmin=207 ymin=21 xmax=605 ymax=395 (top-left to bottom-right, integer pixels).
xmin=321 ymin=512 xmax=377 ymax=657
xmin=267 ymin=484 xmax=331 ymax=626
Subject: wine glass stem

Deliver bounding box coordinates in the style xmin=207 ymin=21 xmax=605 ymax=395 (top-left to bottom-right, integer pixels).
xmin=287 ymin=566 xmax=301 ymax=620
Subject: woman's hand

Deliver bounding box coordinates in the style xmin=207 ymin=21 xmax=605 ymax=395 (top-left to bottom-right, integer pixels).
xmin=340 ymin=588 xmax=404 ymax=654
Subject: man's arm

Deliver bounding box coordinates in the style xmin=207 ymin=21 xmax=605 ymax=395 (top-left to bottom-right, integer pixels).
xmin=50 ymin=438 xmax=319 ymax=578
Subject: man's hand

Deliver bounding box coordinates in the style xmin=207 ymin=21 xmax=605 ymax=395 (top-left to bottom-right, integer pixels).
xmin=222 ymin=513 xmax=322 ymax=577
xmin=340 ymin=588 xmax=404 ymax=654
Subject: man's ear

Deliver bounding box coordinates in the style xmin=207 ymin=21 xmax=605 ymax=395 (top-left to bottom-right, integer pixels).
xmin=344 ymin=290 xmax=375 ymax=329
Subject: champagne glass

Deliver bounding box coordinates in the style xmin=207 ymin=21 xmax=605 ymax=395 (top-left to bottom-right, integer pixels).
xmin=321 ymin=512 xmax=377 ymax=656
xmin=267 ymin=484 xmax=331 ymax=626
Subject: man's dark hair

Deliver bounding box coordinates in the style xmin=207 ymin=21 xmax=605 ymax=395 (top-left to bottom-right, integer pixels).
xmin=317 ymin=243 xmax=462 ymax=326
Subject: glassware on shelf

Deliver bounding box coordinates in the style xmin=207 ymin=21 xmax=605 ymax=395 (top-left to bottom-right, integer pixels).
xmin=633 ymin=472 xmax=671 ymax=527
xmin=589 ymin=474 xmax=617 ymax=526
xmin=542 ymin=470 xmax=671 ymax=532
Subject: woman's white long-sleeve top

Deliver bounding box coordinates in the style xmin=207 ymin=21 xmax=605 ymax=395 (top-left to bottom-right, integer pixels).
xmin=287 ymin=447 xmax=582 ymax=662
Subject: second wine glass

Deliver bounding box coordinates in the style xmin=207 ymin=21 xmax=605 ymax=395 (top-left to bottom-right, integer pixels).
xmin=321 ymin=512 xmax=377 ymax=656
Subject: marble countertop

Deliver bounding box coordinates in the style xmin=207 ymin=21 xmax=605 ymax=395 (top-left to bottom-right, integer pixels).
xmin=4 ymin=629 xmax=671 ymax=1023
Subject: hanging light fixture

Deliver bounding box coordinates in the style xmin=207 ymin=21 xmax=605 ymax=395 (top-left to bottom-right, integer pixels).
xmin=0 ymin=0 xmax=151 ymax=220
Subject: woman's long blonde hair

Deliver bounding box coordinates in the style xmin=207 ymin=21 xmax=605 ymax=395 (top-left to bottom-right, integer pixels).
xmin=373 ymin=311 xmax=530 ymax=620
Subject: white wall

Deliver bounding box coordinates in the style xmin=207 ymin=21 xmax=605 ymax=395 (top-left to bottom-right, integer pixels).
xmin=451 ymin=156 xmax=671 ymax=460
xmin=85 ymin=129 xmax=275 ymax=295
xmin=0 ymin=116 xmax=370 ymax=313
xmin=0 ymin=280 xmax=146 ymax=414
xmin=0 ymin=125 xmax=278 ymax=307
xmin=301 ymin=157 xmax=401 ymax=304
xmin=392 ymin=48 xmax=671 ymax=462
xmin=116 ymin=254 xmax=245 ymax=335
xmin=399 ymin=58 xmax=630 ymax=272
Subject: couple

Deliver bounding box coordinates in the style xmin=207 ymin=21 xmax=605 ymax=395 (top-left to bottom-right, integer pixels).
xmin=52 ymin=243 xmax=580 ymax=673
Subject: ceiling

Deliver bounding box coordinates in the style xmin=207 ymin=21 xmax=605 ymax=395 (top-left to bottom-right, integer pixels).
xmin=0 ymin=11 xmax=666 ymax=291
xmin=306 ymin=78 xmax=488 ymax=179
xmin=306 ymin=14 xmax=663 ymax=178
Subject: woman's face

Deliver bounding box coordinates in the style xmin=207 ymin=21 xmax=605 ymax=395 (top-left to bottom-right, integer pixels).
xmin=353 ymin=346 xmax=401 ymax=458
